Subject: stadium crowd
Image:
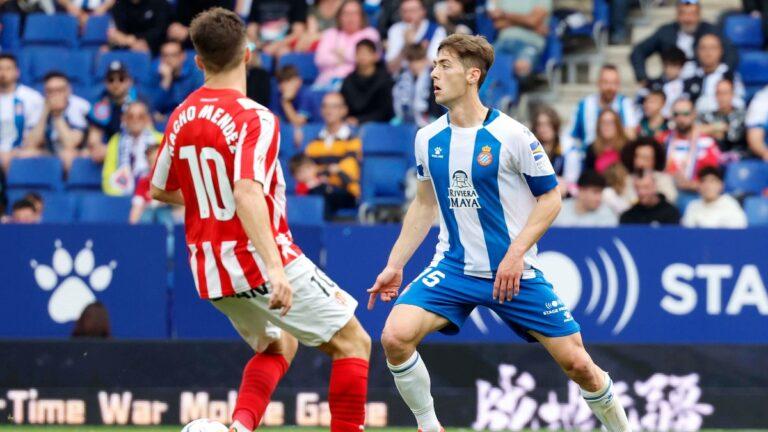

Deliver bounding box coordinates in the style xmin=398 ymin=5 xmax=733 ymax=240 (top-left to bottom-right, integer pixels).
xmin=0 ymin=0 xmax=766 ymax=228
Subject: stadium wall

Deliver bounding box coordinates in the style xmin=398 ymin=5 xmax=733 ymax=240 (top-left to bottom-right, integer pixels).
xmin=0 ymin=341 xmax=765 ymax=429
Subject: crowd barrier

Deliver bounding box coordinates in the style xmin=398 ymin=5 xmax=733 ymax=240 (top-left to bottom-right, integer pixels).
xmin=1 ymin=225 xmax=766 ymax=343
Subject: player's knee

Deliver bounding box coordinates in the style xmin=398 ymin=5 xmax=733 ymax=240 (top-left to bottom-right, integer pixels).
xmin=324 ymin=318 xmax=371 ymax=359
xmin=380 ymin=327 xmax=414 ymax=361
xmin=561 ymin=351 xmax=594 ymax=382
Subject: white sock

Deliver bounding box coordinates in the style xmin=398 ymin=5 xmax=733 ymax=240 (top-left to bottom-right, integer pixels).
xmin=581 ymin=371 xmax=631 ymax=432
xmin=387 ymin=351 xmax=441 ymax=432
xmin=229 ymin=420 xmax=251 ymax=432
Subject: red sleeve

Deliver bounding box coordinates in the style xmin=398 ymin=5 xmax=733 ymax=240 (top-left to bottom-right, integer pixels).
xmin=234 ymin=109 xmax=280 ymax=186
xmin=151 ymin=135 xmax=180 ymax=191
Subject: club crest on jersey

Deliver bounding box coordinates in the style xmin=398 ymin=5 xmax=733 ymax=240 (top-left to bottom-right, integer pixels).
xmin=431 ymin=146 xmax=444 ymax=159
xmin=449 ymin=170 xmax=481 ymax=209
xmin=476 ymin=145 xmax=493 ymax=166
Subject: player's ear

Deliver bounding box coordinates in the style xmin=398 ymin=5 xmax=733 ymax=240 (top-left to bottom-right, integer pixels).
xmin=467 ymin=66 xmax=481 ymax=86
xmin=193 ymin=55 xmax=205 ymax=72
xmin=243 ymin=46 xmax=252 ymax=64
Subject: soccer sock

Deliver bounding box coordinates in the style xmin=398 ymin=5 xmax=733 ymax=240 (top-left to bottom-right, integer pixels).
xmin=581 ymin=371 xmax=631 ymax=432
xmin=387 ymin=351 xmax=441 ymax=432
xmin=232 ymin=353 xmax=289 ymax=431
xmin=328 ymin=358 xmax=369 ymax=432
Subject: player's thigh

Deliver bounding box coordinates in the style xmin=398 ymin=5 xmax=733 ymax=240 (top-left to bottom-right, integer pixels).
xmin=487 ymin=272 xmax=581 ymax=342
xmin=210 ymin=296 xmax=283 ymax=353
xmin=382 ymin=303 xmax=450 ymax=348
xmin=317 ymin=315 xmax=371 ymax=359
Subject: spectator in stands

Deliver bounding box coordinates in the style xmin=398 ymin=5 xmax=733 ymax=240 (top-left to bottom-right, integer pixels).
xmin=109 ymin=0 xmax=171 ymax=54
xmin=385 ymin=0 xmax=447 ymax=74
xmin=434 ymin=0 xmax=476 ymax=35
xmin=638 ymin=48 xmax=686 ymax=118
xmin=308 ymin=0 xmax=344 ymax=36
xmin=246 ymin=0 xmax=308 ymax=57
xmin=566 ymin=65 xmax=637 ymax=165
xmin=554 ymin=170 xmax=618 ymax=227
xmin=275 ymin=65 xmax=317 ymax=130
xmin=488 ymin=0 xmax=550 ymax=80
xmin=314 ymin=0 xmax=381 ymax=88
xmin=583 ymin=109 xmax=628 ymax=174
xmin=151 ymin=40 xmax=204 ymax=118
xmin=637 ymin=90 xmax=670 ymax=145
xmin=86 ymin=61 xmax=145 ymax=163
xmin=682 ymin=33 xmax=745 ymax=116
xmin=291 ymin=92 xmax=361 ymax=215
xmin=743 ymin=0 xmax=768 ymax=50
xmin=531 ymin=105 xmax=564 ymax=177
xmin=745 ymin=85 xmax=768 ymax=160
xmin=166 ymin=0 xmax=236 ymax=47
xmin=623 ymin=137 xmax=678 ymax=204
xmin=59 ymin=0 xmax=115 ymax=27
xmin=665 ymin=98 xmax=722 ymax=192
xmin=620 ymin=171 xmax=681 ymax=225
xmin=0 ymin=54 xmax=44 ymax=173
xmin=698 ymin=78 xmax=748 ymax=161
xmin=9 ymin=198 xmax=40 ymax=224
xmin=71 ymin=301 xmax=111 ymax=338
xmin=102 ymin=101 xmax=162 ymax=196
xmin=341 ymin=39 xmax=394 ymax=125
xmin=392 ymin=43 xmax=442 ymax=127
xmin=129 ymin=143 xmax=173 ymax=224
xmin=246 ymin=45 xmax=272 ymax=107
xmin=22 ymin=72 xmax=89 ymax=173
xmin=630 ymin=0 xmax=738 ymax=84
xmin=602 ymin=162 xmax=633 ymax=216
xmin=23 ymin=191 xmax=43 ymax=216
xmin=682 ymin=166 xmax=747 ymax=228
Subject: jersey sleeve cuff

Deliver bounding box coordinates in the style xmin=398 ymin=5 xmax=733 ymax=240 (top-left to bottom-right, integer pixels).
xmin=524 ymin=173 xmax=558 ymax=197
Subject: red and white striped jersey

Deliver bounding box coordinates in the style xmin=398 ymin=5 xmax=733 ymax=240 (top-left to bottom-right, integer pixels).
xmin=151 ymin=86 xmax=302 ymax=299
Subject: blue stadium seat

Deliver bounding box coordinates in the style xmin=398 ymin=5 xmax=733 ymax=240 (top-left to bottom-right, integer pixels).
xmin=7 ymin=157 xmax=63 ymax=191
xmin=22 ymin=13 xmax=78 ymax=48
xmin=475 ymin=10 xmax=497 ymax=42
xmin=77 ymin=194 xmax=132 ymax=223
xmin=279 ymin=123 xmax=296 ymax=159
xmin=480 ymin=53 xmax=519 ymax=108
xmin=535 ymin=17 xmax=563 ymax=83
xmin=738 ymin=51 xmax=768 ymax=101
xmin=286 ymin=195 xmax=325 ymax=226
xmin=67 ymin=157 xmax=103 ymax=191
xmin=744 ymin=196 xmax=768 ymax=226
xmin=676 ymin=191 xmax=699 ymax=214
xmin=81 ymin=14 xmax=110 ymax=47
xmin=40 ymin=192 xmax=77 ymax=223
xmin=279 ymin=52 xmax=318 ymax=82
xmin=724 ymin=160 xmax=768 ymax=196
xmin=22 ymin=47 xmax=93 ymax=86
xmin=300 ymin=122 xmax=325 ymax=148
xmin=95 ymin=51 xmax=152 ymax=84
xmin=724 ymin=14 xmax=763 ymax=51
xmin=360 ymin=123 xmax=413 ymax=156
xmin=1 ymin=13 xmax=21 ymax=53
xmin=360 ymin=156 xmax=408 ymax=211
xmin=260 ymin=52 xmax=274 ymax=72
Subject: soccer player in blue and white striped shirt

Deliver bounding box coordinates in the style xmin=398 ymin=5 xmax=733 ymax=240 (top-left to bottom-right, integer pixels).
xmin=368 ymin=34 xmax=631 ymax=432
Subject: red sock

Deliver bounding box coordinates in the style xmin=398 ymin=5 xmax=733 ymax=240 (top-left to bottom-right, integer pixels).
xmin=232 ymin=353 xmax=289 ymax=430
xmin=329 ymin=358 xmax=369 ymax=432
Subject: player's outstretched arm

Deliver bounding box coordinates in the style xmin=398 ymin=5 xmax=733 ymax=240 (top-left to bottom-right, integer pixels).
xmin=494 ymin=187 xmax=561 ymax=303
xmin=233 ymin=179 xmax=293 ymax=316
xmin=149 ymin=185 xmax=185 ymax=206
xmin=368 ymin=179 xmax=438 ymax=309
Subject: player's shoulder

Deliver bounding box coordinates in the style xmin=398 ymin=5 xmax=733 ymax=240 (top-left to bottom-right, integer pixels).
xmin=16 ymin=84 xmax=43 ymax=101
xmin=484 ymin=109 xmax=534 ymax=146
xmin=415 ymin=114 xmax=449 ymax=144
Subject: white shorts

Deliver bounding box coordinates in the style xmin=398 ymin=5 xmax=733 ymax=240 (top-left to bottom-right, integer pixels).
xmin=210 ymin=255 xmax=358 ymax=352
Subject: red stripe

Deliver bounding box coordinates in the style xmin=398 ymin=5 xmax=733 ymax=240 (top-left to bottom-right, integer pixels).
xmin=212 ymin=242 xmax=235 ymax=297
xmin=265 ymin=118 xmax=280 ymax=195
xmin=239 ymin=115 xmax=260 ymax=180
xmin=235 ymin=240 xmax=265 ymax=288
xmin=194 ymin=245 xmax=209 ymax=299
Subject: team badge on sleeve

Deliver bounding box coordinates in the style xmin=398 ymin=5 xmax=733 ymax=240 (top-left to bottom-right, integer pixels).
xmin=529 ymin=141 xmax=545 ymax=161
xmin=476 ymin=145 xmax=493 ymax=166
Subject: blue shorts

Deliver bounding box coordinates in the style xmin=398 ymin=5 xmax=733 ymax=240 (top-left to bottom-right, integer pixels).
xmin=396 ymin=261 xmax=581 ymax=342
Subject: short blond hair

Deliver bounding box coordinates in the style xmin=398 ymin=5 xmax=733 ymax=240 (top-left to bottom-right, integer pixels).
xmin=437 ymin=34 xmax=495 ymax=87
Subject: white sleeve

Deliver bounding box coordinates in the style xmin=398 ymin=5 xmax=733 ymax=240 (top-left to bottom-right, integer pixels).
xmin=385 ymin=24 xmax=405 ymax=62
xmin=25 ymin=91 xmax=44 ymax=129
xmin=510 ymin=126 xmax=558 ymax=196
xmin=414 ymin=129 xmax=430 ymax=181
xmin=745 ymin=87 xmax=768 ymax=128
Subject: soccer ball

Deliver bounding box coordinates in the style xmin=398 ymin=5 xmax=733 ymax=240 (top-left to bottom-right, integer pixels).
xmin=181 ymin=418 xmax=229 ymax=432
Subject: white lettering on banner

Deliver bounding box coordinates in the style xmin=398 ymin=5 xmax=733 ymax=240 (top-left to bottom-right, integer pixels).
xmin=97 ymin=391 xmax=167 ymax=425
xmin=4 ymin=389 xmax=85 ymax=425
xmin=661 ymin=264 xmax=768 ymax=316
xmin=474 ymin=364 xmax=714 ymax=432
xmin=295 ymin=392 xmax=388 ymax=428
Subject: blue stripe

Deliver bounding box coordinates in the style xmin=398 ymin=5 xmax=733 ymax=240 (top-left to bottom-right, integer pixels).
xmin=389 ymin=352 xmax=421 ymax=374
xmin=428 ymin=127 xmax=465 ymax=265
xmin=524 ymin=173 xmax=558 ymax=196
xmin=571 ymin=100 xmax=585 ymax=141
xmin=472 ymin=128 xmax=509 ymax=272
xmin=583 ymin=378 xmax=613 ymax=401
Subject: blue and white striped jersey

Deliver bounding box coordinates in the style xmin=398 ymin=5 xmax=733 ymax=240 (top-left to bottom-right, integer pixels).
xmin=415 ymin=109 xmax=558 ymax=280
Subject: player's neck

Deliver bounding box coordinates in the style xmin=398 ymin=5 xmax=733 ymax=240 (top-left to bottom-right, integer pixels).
xmin=447 ymin=93 xmax=488 ymax=128
xmin=203 ymin=68 xmax=247 ymax=95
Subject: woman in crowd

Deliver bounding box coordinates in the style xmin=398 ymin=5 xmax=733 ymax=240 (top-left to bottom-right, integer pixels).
xmin=584 ymin=109 xmax=629 ymax=174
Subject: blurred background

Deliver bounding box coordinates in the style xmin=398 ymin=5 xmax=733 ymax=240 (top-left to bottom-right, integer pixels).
xmin=0 ymin=0 xmax=766 ymax=429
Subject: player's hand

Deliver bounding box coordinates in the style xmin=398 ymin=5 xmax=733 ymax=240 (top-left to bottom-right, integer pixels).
xmin=367 ymin=266 xmax=403 ymax=310
xmin=494 ymin=248 xmax=524 ymax=303
xmin=267 ymin=267 xmax=293 ymax=316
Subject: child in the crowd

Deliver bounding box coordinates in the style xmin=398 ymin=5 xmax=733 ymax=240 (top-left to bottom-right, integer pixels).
xmin=392 ymin=43 xmax=443 ymax=127
xmin=638 ymin=47 xmax=686 ymax=117
xmin=288 ymin=153 xmax=357 ymax=218
xmin=129 ymin=144 xmax=173 ymax=225
xmin=637 ymin=90 xmax=670 ymax=145
xmin=275 ymin=65 xmax=318 ymax=128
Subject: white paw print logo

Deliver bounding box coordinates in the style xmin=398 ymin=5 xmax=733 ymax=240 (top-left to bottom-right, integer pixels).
xmin=30 ymin=240 xmax=117 ymax=324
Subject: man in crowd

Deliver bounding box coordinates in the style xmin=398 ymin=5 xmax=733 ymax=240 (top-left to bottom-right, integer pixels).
xmin=151 ymin=40 xmax=204 ymax=117
xmin=341 ymin=39 xmax=394 ymax=125
xmin=489 ymin=0 xmax=551 ymax=80
xmin=0 ymin=54 xmax=43 ymax=172
xmin=698 ymin=78 xmax=748 ymax=160
xmin=385 ymin=0 xmax=447 ymax=73
xmin=682 ymin=33 xmax=744 ymax=115
xmin=745 ymin=84 xmax=768 ymax=160
xmin=109 ymin=0 xmax=171 ymax=53
xmin=554 ymin=170 xmax=618 ymax=227
xmin=620 ymin=171 xmax=681 ymax=225
xmin=23 ymin=72 xmax=90 ymax=173
xmin=664 ymin=98 xmax=721 ymax=192
xmin=682 ymin=166 xmax=747 ymax=228
xmin=630 ymin=0 xmax=737 ymax=84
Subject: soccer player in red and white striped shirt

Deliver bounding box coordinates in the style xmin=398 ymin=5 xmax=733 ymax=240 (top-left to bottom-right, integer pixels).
xmin=149 ymin=8 xmax=370 ymax=432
